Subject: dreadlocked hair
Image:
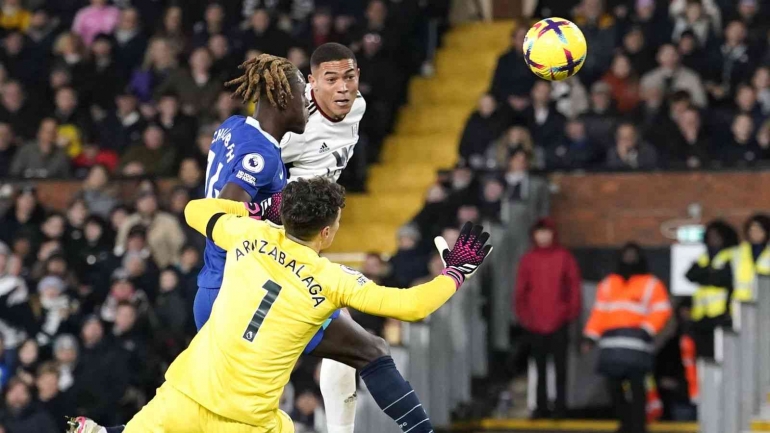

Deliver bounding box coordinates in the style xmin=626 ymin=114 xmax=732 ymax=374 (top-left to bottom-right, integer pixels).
xmin=225 ymin=54 xmax=296 ymax=110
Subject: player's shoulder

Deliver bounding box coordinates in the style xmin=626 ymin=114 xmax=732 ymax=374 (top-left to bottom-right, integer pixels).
xmin=317 ymin=260 xmax=371 ymax=287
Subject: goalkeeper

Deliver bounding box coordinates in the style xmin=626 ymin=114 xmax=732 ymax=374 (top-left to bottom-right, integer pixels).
xmin=70 ymin=177 xmax=492 ymax=433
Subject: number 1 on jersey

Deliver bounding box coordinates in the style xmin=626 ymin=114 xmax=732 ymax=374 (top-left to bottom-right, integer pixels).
xmin=243 ymin=280 xmax=282 ymax=342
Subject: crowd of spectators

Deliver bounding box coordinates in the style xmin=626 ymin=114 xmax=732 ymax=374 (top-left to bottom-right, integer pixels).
xmin=0 ymin=0 xmax=449 ymax=191
xmin=0 ymin=0 xmax=452 ymax=432
xmin=461 ymin=0 xmax=770 ymax=173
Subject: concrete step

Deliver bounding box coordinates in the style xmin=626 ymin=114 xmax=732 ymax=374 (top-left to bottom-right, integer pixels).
xmin=408 ymin=76 xmax=489 ymax=107
xmin=324 ymin=222 xmax=401 ymax=254
xmin=395 ymin=104 xmax=471 ymax=135
xmin=342 ymin=193 xmax=424 ymax=225
xmin=367 ymin=163 xmax=441 ymax=194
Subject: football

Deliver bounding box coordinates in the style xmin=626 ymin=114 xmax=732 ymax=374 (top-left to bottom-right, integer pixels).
xmin=522 ymin=18 xmax=587 ymax=81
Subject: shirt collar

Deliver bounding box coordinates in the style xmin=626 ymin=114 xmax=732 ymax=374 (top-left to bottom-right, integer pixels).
xmin=245 ymin=116 xmax=280 ymax=148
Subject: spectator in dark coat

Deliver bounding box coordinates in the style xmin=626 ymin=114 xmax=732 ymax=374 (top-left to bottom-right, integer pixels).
xmin=96 ymin=90 xmax=146 ymax=154
xmin=0 ymin=186 xmax=45 ymax=246
xmin=10 ymin=118 xmax=71 ymax=179
xmin=191 ymin=2 xmax=226 ymax=48
xmin=547 ymin=118 xmax=600 ymax=170
xmin=235 ymin=9 xmax=292 ymax=57
xmin=606 ymin=122 xmax=659 ymax=170
xmin=89 ymin=34 xmax=126 ymax=112
xmin=669 ymin=107 xmax=711 ymax=169
xmin=525 ymin=80 xmax=565 ymax=149
xmin=388 ymin=224 xmax=428 ymax=287
xmin=1 ymin=378 xmax=58 ymax=433
xmin=621 ymin=26 xmax=656 ymax=76
xmin=572 ymin=0 xmax=616 ymax=86
xmin=113 ymin=8 xmax=148 ymax=78
xmin=582 ymin=81 xmax=619 ymax=150
xmin=71 ymin=316 xmax=129 ymax=426
xmin=153 ymin=92 xmax=197 ymax=159
xmin=490 ymin=26 xmax=535 ymax=103
xmin=514 ymin=218 xmax=582 ymax=419
xmin=24 ymin=8 xmax=60 ymax=86
xmin=153 ymin=268 xmax=187 ymax=364
xmin=1 ymin=32 xmax=38 ymax=87
xmin=0 ymin=123 xmax=17 ymax=175
xmin=36 ymin=361 xmax=75 ymax=431
xmin=0 ymin=81 xmax=41 ymax=140
xmin=722 ymin=113 xmax=766 ymax=166
xmin=676 ymin=30 xmax=707 ymax=73
xmin=459 ymin=94 xmax=508 ymax=169
xmin=704 ymin=20 xmax=753 ymax=103
xmin=112 ymin=302 xmax=153 ymax=418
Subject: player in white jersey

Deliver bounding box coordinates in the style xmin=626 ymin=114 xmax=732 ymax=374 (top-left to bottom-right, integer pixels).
xmin=280 ymin=83 xmax=365 ymax=181
xmin=276 ymin=44 xmax=437 ymax=433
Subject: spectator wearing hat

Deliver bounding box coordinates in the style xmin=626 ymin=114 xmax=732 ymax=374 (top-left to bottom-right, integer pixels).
xmin=71 ymin=0 xmax=119 ymax=46
xmin=53 ymin=334 xmax=78 ymax=391
xmin=115 ymin=190 xmax=185 ymax=269
xmin=36 ymin=361 xmax=75 ymax=430
xmin=113 ymin=8 xmax=148 ymax=78
xmin=0 ymin=377 xmax=58 ymax=433
xmin=119 ymin=123 xmax=177 ymax=177
xmin=606 ymin=122 xmax=658 ymax=170
xmin=35 ymin=275 xmax=78 ymax=347
xmin=95 ymin=89 xmax=146 ymax=154
xmin=155 ymin=47 xmax=222 ymax=117
xmin=71 ymin=315 xmax=129 ymax=425
xmin=640 ymin=44 xmax=707 ymax=108
xmin=582 ymin=81 xmax=620 ymax=150
xmin=388 ymin=224 xmax=428 ymax=287
xmin=10 ymin=117 xmax=71 ymax=179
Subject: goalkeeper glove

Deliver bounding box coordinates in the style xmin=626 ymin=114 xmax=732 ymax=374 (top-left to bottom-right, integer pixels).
xmin=243 ymin=192 xmax=283 ymax=225
xmin=434 ymin=221 xmax=493 ymax=289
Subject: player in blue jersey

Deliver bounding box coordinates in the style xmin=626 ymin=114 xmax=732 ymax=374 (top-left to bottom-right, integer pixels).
xmin=193 ymin=54 xmax=308 ymax=329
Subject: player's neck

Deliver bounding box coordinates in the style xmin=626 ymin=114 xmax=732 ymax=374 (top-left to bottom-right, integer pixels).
xmin=253 ymin=111 xmax=287 ymax=144
xmin=286 ymin=233 xmax=322 ymax=255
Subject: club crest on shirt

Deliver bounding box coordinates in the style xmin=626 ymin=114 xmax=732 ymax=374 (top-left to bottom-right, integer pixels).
xmin=242 ymin=153 xmax=265 ymax=173
xmin=340 ymin=265 xmax=360 ymax=275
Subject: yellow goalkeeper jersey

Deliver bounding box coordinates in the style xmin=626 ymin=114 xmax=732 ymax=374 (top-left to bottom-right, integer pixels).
xmin=165 ymin=199 xmax=457 ymax=430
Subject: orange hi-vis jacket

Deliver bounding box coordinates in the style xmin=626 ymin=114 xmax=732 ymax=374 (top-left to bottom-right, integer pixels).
xmin=584 ymin=274 xmax=672 ymax=376
xmin=680 ymin=334 xmax=699 ymax=403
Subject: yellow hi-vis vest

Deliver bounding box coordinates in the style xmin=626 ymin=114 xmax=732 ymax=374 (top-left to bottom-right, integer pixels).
xmin=731 ymin=242 xmax=770 ymax=302
xmin=691 ymin=252 xmax=730 ymax=322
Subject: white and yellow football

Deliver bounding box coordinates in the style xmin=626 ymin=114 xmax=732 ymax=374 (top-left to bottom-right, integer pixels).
xmin=522 ymin=18 xmax=587 ymax=81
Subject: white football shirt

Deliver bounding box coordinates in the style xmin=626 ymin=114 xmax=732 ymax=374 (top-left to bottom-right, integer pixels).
xmin=280 ymin=84 xmax=366 ymax=182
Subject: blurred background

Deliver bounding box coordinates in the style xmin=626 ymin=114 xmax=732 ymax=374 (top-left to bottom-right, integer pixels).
xmin=1 ymin=0 xmax=770 ymax=432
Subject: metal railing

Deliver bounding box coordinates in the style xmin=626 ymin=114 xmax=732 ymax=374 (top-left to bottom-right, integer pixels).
xmin=699 ymin=276 xmax=770 ymax=433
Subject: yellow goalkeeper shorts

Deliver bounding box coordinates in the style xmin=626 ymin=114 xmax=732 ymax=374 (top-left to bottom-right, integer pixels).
xmin=124 ymin=382 xmax=294 ymax=433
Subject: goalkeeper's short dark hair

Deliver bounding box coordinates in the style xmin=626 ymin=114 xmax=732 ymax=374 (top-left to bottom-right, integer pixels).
xmin=310 ymin=43 xmax=357 ymax=69
xmin=281 ymin=178 xmax=346 ymax=241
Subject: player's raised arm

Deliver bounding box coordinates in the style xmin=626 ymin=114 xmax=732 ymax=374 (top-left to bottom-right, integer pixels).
xmin=329 ymin=222 xmax=493 ymax=322
xmin=184 ymin=198 xmax=270 ymax=249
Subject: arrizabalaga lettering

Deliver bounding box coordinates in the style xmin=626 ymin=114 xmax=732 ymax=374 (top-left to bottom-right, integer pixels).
xmin=234 ymin=239 xmax=325 ymax=307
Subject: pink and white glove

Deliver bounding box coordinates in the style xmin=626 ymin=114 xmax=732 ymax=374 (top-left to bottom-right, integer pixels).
xmin=243 ymin=192 xmax=283 ymax=225
xmin=434 ymin=222 xmax=493 ymax=289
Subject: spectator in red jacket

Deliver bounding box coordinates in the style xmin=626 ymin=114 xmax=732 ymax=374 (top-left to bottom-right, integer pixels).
xmin=514 ymin=217 xmax=582 ymax=419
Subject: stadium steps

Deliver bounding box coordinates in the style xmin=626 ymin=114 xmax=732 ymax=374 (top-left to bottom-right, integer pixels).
xmin=325 ymin=20 xmax=513 ymax=257
xmin=750 ymin=392 xmax=770 ymax=431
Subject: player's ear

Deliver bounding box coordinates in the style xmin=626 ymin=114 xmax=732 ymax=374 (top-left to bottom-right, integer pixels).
xmin=308 ymin=73 xmax=316 ymax=90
